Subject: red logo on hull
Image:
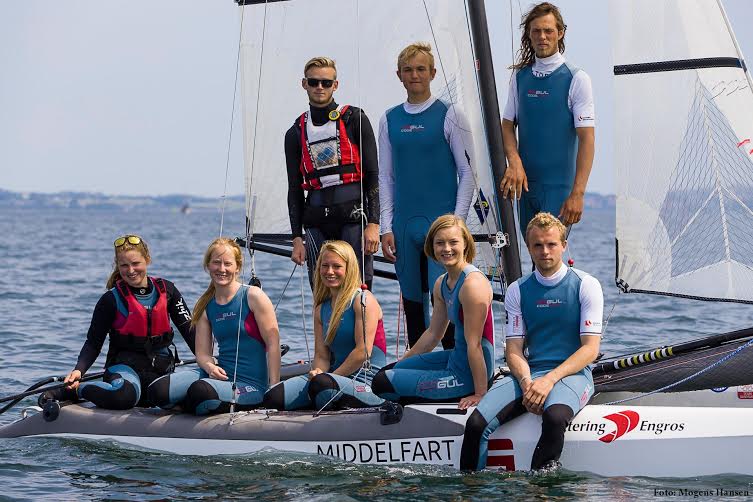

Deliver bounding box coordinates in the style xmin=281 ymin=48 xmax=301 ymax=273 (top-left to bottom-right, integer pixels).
xmin=600 ymin=410 xmax=640 ymax=443
xmin=487 ymin=439 xmax=515 ymax=471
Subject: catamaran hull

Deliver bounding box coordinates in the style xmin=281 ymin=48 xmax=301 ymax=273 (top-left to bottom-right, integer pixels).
xmin=2 ymin=388 xmax=753 ymax=477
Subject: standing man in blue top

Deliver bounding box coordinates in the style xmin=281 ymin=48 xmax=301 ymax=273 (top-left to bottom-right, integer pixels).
xmin=379 ymin=42 xmax=476 ymax=349
xmin=499 ymin=2 xmax=595 ymax=236
xmin=460 ymin=212 xmax=602 ymax=471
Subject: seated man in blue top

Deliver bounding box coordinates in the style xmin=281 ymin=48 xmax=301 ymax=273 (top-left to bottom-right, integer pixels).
xmin=499 ymin=2 xmax=595 ymax=236
xmin=378 ymin=42 xmax=476 ymax=350
xmin=460 ymin=212 xmax=602 ymax=471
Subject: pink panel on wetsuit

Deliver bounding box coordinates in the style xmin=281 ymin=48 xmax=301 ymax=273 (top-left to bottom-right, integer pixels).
xmin=244 ymin=312 xmax=266 ymax=349
xmin=458 ymin=306 xmax=495 ymax=344
xmin=373 ymin=319 xmax=387 ymax=352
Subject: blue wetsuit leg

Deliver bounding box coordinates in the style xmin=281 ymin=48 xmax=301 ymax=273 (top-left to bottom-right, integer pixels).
xmin=147 ymin=367 xmax=204 ymax=408
xmin=376 ymin=351 xmax=473 ymax=402
xmin=188 ymin=377 xmax=266 ymax=416
xmin=541 ymin=368 xmax=594 ymax=412
xmin=263 ymin=375 xmax=312 ymax=411
xmin=309 ymin=372 xmax=384 ymax=410
xmin=461 ymin=375 xmax=524 ymax=470
xmin=78 ymin=363 xmax=142 ymax=410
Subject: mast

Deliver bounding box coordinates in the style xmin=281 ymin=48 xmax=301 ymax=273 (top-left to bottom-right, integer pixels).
xmin=466 ymin=0 xmax=522 ymax=284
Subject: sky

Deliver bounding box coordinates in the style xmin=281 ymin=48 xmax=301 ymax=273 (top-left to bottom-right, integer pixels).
xmin=1 ymin=0 xmax=751 ymax=198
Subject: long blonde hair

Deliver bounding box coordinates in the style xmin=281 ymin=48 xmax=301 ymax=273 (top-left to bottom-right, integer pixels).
xmin=106 ymin=235 xmax=151 ymax=289
xmin=313 ymin=241 xmax=362 ymax=345
xmin=192 ymin=238 xmax=243 ymax=326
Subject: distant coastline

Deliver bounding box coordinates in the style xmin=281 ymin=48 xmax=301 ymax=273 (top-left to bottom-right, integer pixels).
xmin=0 ymin=188 xmax=615 ymax=211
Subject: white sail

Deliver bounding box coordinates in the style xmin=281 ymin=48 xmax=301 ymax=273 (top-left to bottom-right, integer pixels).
xmin=611 ymin=0 xmax=753 ymax=302
xmin=238 ymin=0 xmax=502 ymax=274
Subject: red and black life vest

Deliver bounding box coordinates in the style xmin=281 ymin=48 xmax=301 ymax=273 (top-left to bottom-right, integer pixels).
xmin=299 ymin=105 xmax=362 ymax=190
xmin=110 ymin=277 xmax=174 ymax=352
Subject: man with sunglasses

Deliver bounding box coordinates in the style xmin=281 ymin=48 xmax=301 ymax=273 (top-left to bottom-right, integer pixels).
xmin=378 ymin=42 xmax=475 ymax=349
xmin=285 ymin=56 xmax=380 ymax=289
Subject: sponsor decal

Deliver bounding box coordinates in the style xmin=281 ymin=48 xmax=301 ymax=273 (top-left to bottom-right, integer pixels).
xmin=583 ymin=319 xmax=602 ymax=330
xmin=486 ymin=439 xmax=515 ymax=471
xmin=400 ymin=124 xmax=425 ymax=133
xmin=527 ymin=89 xmax=549 ymax=98
xmin=737 ymin=384 xmax=753 ymax=399
xmin=217 ymin=311 xmax=237 ymax=322
xmin=473 ymin=189 xmax=490 ymax=224
xmin=536 ymin=299 xmax=564 ymax=308
xmin=578 ymin=115 xmax=594 ymax=122
xmin=711 ymin=387 xmax=728 ymax=393
xmin=566 ymin=410 xmax=686 ymax=443
xmin=317 ymin=439 xmax=454 ymax=464
xmin=354 ymin=385 xmax=371 ymax=393
xmin=417 ymin=376 xmax=465 ymax=392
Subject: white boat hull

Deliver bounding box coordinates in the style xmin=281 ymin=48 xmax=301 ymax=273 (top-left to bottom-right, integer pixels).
xmin=4 ymin=388 xmax=753 ymax=477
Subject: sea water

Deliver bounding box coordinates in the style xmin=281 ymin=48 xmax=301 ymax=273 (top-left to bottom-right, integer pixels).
xmin=1 ymin=206 xmax=752 ymax=500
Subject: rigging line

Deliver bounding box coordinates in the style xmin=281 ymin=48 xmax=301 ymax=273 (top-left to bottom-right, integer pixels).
xmin=355 ymin=0 xmax=366 ymax=286
xmin=244 ymin=0 xmax=270 ymax=240
xmin=602 ymin=337 xmax=753 ymax=405
xmin=424 ymin=1 xmax=507 ymax=293
xmin=229 ymin=282 xmax=246 ymax=415
xmin=219 ymin=6 xmax=247 ymax=237
xmin=460 ymin=0 xmax=509 ymax=307
xmin=300 ymin=265 xmax=311 ymax=363
xmin=716 ymin=0 xmax=753 ymax=96
xmin=273 ymin=264 xmax=298 ymax=312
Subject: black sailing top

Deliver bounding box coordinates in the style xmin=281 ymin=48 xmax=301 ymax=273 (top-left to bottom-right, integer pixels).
xmin=284 ymin=100 xmax=380 ymax=238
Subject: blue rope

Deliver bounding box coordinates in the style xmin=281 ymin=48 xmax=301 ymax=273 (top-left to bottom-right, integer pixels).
xmin=603 ymin=337 xmax=753 ymax=405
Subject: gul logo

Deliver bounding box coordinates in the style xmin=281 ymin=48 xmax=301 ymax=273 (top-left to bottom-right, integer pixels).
xmin=526 ymin=89 xmax=549 ymax=98
xmin=400 ymin=124 xmax=425 ymax=133
xmin=599 ymin=410 xmax=640 ymax=443
xmin=217 ymin=311 xmax=237 ymax=321
xmin=417 ymin=375 xmax=465 ymax=391
xmin=536 ymin=299 xmax=564 ymax=308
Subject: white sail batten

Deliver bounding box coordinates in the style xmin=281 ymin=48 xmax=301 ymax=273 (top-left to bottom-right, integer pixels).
xmin=238 ymin=0 xmax=501 ymax=267
xmin=611 ymin=0 xmax=753 ymax=302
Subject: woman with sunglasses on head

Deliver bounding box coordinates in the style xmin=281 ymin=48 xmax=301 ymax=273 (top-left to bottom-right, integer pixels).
xmin=39 ymin=235 xmax=196 ymax=410
xmin=263 ymin=240 xmax=385 ymax=411
xmin=148 ymin=238 xmax=281 ymax=415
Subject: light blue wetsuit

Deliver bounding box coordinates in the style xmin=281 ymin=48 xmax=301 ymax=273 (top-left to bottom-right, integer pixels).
xmin=516 ymin=63 xmax=579 ymax=235
xmin=263 ymin=292 xmax=386 ymax=411
xmin=386 ymin=99 xmax=458 ymax=343
xmin=461 ymin=268 xmax=598 ymax=471
xmin=372 ymin=265 xmax=495 ymax=403
xmin=149 ymin=285 xmax=269 ymax=415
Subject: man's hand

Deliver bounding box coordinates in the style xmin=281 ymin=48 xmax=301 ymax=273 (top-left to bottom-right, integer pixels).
xmin=522 ymin=374 xmax=556 ymax=415
xmin=500 ymin=157 xmax=528 ymax=200
xmin=558 ymin=192 xmax=584 ymax=226
xmin=381 ymin=232 xmax=397 ymax=262
xmin=363 ymin=223 xmax=380 ymax=255
xmin=291 ymin=237 xmax=306 ymax=265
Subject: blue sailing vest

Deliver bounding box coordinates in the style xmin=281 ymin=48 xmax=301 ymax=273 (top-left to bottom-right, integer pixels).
xmin=206 ymin=285 xmax=268 ymax=389
xmin=441 ymin=265 xmax=495 ymax=381
xmin=516 ymin=63 xmax=578 ymax=188
xmin=519 ymin=268 xmax=585 ymax=372
xmin=386 ymin=99 xmax=457 ymax=221
xmin=321 ymin=293 xmax=386 ymax=380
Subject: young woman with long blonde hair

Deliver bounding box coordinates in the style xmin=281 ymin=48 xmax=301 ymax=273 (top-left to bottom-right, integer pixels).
xmin=264 ymin=240 xmax=385 ymax=410
xmin=149 ymin=238 xmax=280 ymax=414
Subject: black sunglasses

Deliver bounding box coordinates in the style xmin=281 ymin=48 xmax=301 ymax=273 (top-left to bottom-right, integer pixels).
xmin=306 ymin=78 xmax=334 ymax=88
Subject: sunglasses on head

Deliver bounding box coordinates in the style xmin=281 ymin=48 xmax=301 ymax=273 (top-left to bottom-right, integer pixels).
xmin=306 ymin=78 xmax=334 ymax=88
xmin=114 ymin=235 xmax=142 ymax=248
